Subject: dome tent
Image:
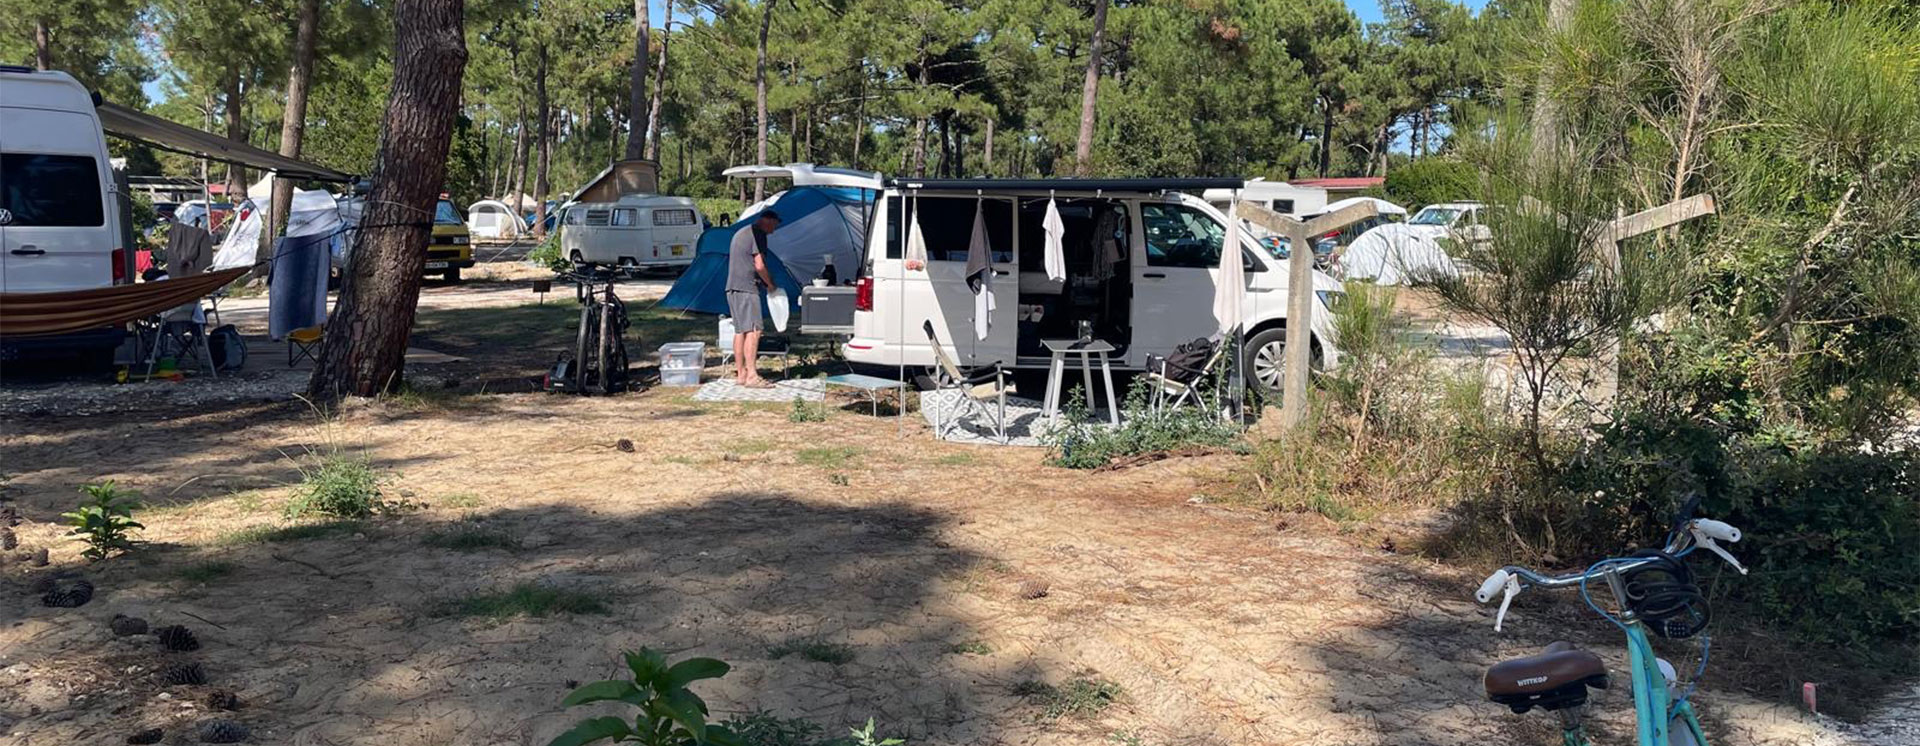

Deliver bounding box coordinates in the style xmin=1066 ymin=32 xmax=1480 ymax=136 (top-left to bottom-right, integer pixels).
xmin=660 ymin=187 xmax=873 ymax=317
xmin=467 ymin=199 xmax=526 ymax=239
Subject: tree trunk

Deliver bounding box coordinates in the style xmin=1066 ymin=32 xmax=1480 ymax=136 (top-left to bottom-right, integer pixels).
xmin=623 ymin=0 xmax=649 ymax=161
xmin=509 ymin=105 xmax=528 ymax=203
xmin=1318 ymin=99 xmax=1334 ymax=177
xmin=267 ymin=0 xmax=322 ymax=273
xmin=789 ymin=107 xmax=799 ymax=163
xmin=1073 ymin=0 xmax=1109 ymax=177
xmin=643 ymin=1 xmax=670 ymax=160
xmin=851 ymin=64 xmax=865 ymax=169
xmin=308 ymin=0 xmax=468 ymax=400
xmin=33 ymin=19 xmax=50 ymax=69
xmin=1533 ymin=0 xmax=1575 ymax=164
xmin=223 ymin=73 xmax=248 ymax=200
xmin=753 ymin=0 xmax=773 ymax=203
xmin=982 ymin=117 xmax=994 ymax=177
xmin=910 ymin=56 xmax=929 ymax=177
xmin=533 ymin=46 xmax=550 ymax=237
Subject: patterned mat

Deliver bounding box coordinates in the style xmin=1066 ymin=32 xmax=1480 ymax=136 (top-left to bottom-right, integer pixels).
xmin=691 ymin=377 xmax=826 ymax=402
xmin=917 ymin=388 xmax=1110 ymax=447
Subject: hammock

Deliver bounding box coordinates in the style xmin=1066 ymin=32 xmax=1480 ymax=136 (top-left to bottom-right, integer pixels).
xmin=0 ymin=267 xmax=250 ymax=338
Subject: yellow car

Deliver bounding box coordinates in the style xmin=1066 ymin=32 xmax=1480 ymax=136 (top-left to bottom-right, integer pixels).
xmin=426 ymin=197 xmax=473 ymax=282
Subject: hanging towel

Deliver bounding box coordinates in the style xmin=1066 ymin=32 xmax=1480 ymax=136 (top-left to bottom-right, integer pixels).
xmin=905 ymin=196 xmax=929 ymax=267
xmin=965 ymin=198 xmax=996 ymax=341
xmin=165 ymin=223 xmax=214 ymax=277
xmin=1042 ymin=198 xmax=1066 ymax=282
xmin=1213 ymin=199 xmax=1247 ymax=335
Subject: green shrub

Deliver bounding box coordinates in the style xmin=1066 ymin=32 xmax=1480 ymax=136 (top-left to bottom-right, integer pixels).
xmin=1382 ymin=157 xmax=1478 ymax=209
xmin=1012 ymin=676 xmax=1123 ymax=722
xmin=788 ymin=396 xmax=827 ymax=423
xmin=286 ymin=452 xmax=387 ymax=519
xmin=1045 ymin=385 xmax=1243 ymax=469
xmin=547 ymin=648 xmax=740 ymax=746
xmin=528 ymin=235 xmax=569 ymax=272
xmin=63 ymin=481 xmax=144 ymax=560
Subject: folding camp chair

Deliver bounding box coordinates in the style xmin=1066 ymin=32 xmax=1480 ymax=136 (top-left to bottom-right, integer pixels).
xmin=287 ymin=326 xmax=324 ymax=367
xmin=1142 ymin=336 xmax=1225 ymax=414
xmin=921 ymin=319 xmax=1008 ymax=442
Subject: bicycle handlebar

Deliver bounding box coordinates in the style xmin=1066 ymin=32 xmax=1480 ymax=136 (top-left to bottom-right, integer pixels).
xmin=1473 ymin=517 xmax=1747 ymax=631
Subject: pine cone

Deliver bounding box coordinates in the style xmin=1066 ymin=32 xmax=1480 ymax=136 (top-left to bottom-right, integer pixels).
xmin=1 ymin=526 xmax=15 ymax=550
xmin=126 ymin=727 xmax=164 ymax=745
xmin=616 ymin=438 xmax=635 ymax=452
xmin=111 ymin=614 xmax=149 ymax=637
xmin=161 ymin=662 xmax=208 ymax=686
xmin=1015 ymin=578 xmax=1050 ymax=600
xmin=155 ymin=625 xmax=201 ymax=652
xmin=197 ymin=719 xmax=249 ymax=743
xmin=203 ymin=689 xmax=242 ymax=711
xmin=0 ymin=504 xmax=18 ymax=526
xmin=42 ymin=578 xmax=94 ymax=608
xmin=29 ymin=546 xmax=47 ymax=566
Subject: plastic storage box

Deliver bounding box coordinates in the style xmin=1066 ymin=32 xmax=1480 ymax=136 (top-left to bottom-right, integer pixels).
xmin=657 ymin=342 xmax=705 ymax=386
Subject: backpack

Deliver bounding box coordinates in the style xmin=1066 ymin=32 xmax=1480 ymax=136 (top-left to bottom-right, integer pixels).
xmin=207 ymin=325 xmax=247 ymax=372
xmin=1158 ymin=337 xmax=1216 ymax=384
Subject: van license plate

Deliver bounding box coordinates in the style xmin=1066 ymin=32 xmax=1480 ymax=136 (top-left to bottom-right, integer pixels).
xmin=425 ymin=261 xmax=448 ymax=269
xmin=671 ymin=246 xmax=685 ymax=256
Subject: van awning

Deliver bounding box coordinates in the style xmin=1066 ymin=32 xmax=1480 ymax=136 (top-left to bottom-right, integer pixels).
xmin=891 ymin=177 xmax=1245 ymax=193
xmin=95 ymin=102 xmax=354 ymax=183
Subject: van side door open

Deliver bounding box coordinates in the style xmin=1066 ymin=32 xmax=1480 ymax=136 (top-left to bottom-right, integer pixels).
xmin=1132 ymin=200 xmax=1233 ymax=361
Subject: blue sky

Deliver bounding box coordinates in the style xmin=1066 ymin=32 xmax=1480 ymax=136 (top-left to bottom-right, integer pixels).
xmin=1345 ymin=0 xmax=1490 ymax=25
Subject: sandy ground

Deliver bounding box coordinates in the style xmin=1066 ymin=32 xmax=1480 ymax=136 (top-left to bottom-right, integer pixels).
xmin=0 ymin=279 xmax=1906 ymax=746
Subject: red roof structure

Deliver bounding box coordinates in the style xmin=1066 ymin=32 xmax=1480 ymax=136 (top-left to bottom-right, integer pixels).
xmin=1288 ymin=176 xmax=1385 ymax=190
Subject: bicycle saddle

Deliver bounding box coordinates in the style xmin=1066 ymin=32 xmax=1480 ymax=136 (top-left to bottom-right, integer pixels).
xmin=1485 ymin=641 xmax=1609 ymax=714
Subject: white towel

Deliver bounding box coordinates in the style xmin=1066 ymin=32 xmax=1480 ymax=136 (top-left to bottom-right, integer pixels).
xmin=1042 ymin=198 xmax=1066 ymax=282
xmin=905 ymin=196 xmax=929 ymax=267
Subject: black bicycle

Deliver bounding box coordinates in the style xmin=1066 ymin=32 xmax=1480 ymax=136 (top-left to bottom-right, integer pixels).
xmin=549 ymin=268 xmax=631 ymax=395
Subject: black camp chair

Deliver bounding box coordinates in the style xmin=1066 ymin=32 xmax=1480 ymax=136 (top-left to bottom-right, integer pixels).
xmin=919 ymin=320 xmax=1008 ymax=442
xmin=1142 ymin=336 xmax=1224 ymax=414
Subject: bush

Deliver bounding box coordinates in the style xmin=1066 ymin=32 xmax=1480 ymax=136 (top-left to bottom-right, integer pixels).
xmin=286 ymin=452 xmax=387 ymax=519
xmin=64 ymin=481 xmax=144 ymax=560
xmin=1382 ymin=157 xmax=1478 ymax=209
xmin=1044 ymin=384 xmax=1243 ymax=469
xmin=527 ymin=235 xmax=569 ymax=272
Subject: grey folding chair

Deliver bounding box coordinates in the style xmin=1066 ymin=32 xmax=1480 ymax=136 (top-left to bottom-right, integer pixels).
xmin=922 ymin=320 xmax=1008 ymax=442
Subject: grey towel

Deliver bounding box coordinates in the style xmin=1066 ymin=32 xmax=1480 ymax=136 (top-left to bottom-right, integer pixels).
xmin=166 ymin=223 xmax=214 ymax=276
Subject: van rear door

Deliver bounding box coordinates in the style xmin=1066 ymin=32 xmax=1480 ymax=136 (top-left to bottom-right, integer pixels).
xmin=0 ymin=108 xmax=117 ymax=293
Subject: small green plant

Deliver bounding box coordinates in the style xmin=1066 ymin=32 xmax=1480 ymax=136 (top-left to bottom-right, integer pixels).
xmin=440 ymin=492 xmax=485 ymax=509
xmin=1012 ymin=676 xmax=1122 ymax=722
xmin=766 ymin=637 xmax=855 ymax=665
xmin=788 ymin=396 xmax=827 ymax=423
xmin=286 ymin=452 xmax=387 ymax=519
xmin=827 ymin=473 xmax=850 ymax=487
xmin=1044 ymin=385 xmax=1242 ymax=469
xmin=437 ymin=582 xmax=608 ymax=622
xmin=796 ymin=446 xmax=862 ymax=469
xmin=177 ymin=561 xmax=237 ymax=583
xmin=840 ymin=719 xmax=904 ymax=746
xmin=63 ymin=481 xmax=144 ymax=560
xmin=546 ymin=647 xmax=741 ymax=746
xmin=720 ymin=712 xmax=824 ymax=746
xmin=944 ymin=640 xmax=992 ymax=656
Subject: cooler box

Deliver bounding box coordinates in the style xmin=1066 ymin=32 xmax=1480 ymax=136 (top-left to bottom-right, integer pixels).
xmin=800 ymin=285 xmax=857 ymax=334
xmin=657 ymin=342 xmax=705 ymax=386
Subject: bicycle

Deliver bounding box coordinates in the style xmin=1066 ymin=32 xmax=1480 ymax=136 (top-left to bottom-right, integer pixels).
xmin=1472 ymin=497 xmax=1748 ymax=746
xmin=549 ymin=267 xmax=631 ymax=395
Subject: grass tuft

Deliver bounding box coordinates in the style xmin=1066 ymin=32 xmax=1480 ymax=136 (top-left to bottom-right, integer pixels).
xmin=285 ymin=451 xmax=387 ymax=519
xmin=945 ymin=640 xmax=992 ymax=656
xmin=422 ymin=527 xmax=518 ymax=551
xmin=217 ymin=520 xmax=361 ymax=545
xmin=434 ymin=582 xmax=609 ymax=621
xmin=1013 ymin=676 xmax=1123 ymax=722
xmin=796 ymin=446 xmax=863 ymax=469
xmin=766 ymin=637 xmax=856 ymax=665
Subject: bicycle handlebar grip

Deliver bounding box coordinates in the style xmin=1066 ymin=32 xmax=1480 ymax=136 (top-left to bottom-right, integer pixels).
xmin=1475 ymin=569 xmax=1511 ymax=603
xmin=1694 ymin=519 xmax=1741 ymax=543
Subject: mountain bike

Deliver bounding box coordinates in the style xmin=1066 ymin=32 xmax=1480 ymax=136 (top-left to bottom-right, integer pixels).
xmin=549 ymin=267 xmax=631 ymax=395
xmin=1472 ymin=496 xmax=1747 ymax=746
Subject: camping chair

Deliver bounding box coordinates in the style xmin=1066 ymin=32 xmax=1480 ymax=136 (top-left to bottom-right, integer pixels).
xmin=920 ymin=319 xmax=1008 ymax=442
xmin=1142 ymin=336 xmax=1225 ymax=414
xmin=143 ymin=304 xmax=215 ymax=379
xmin=287 ymin=326 xmax=324 ymax=367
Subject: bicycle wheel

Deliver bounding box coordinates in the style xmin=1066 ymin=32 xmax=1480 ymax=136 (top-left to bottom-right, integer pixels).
xmin=597 ymin=296 xmax=617 ymax=394
xmin=575 ymin=302 xmax=600 ymax=392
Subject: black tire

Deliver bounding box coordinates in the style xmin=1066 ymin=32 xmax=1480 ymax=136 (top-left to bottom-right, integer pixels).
xmin=443 ymin=266 xmax=462 ymax=283
xmin=1242 ymin=326 xmax=1320 ymax=401
xmin=575 ymin=303 xmax=599 ymax=392
xmin=597 ymin=298 xmax=617 ymax=394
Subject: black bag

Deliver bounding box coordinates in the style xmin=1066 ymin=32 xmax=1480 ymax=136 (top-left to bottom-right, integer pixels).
xmin=208 ymin=324 xmax=247 ymax=371
xmin=1157 ymin=337 xmax=1215 ymax=384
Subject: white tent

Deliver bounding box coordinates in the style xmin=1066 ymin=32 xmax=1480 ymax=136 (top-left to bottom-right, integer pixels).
xmin=467 ymin=199 xmax=526 ymax=239
xmin=1321 ymin=196 xmax=1407 ymax=217
xmin=210 ymin=188 xmax=343 ymax=271
xmin=1338 ymin=224 xmax=1459 ymax=286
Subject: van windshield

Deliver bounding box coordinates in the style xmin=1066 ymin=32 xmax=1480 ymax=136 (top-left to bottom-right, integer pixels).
xmin=434 ymin=200 xmax=464 ymax=225
xmin=1 ymin=153 xmax=104 ymax=227
xmin=1408 ymin=207 xmax=1462 ymax=226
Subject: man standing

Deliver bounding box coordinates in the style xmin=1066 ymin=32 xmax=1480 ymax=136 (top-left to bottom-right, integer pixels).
xmin=726 ymin=210 xmax=781 ymax=387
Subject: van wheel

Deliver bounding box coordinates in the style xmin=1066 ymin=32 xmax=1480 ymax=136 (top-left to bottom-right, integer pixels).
xmin=443 ymin=267 xmax=462 ymax=283
xmin=1243 ymin=326 xmax=1298 ymax=400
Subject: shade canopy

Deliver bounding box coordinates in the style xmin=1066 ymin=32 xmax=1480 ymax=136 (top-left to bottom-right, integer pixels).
xmin=95 ymin=102 xmax=354 ymax=183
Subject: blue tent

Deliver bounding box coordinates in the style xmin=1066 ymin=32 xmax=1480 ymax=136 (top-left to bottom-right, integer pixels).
xmin=661 ymin=187 xmax=873 ymax=317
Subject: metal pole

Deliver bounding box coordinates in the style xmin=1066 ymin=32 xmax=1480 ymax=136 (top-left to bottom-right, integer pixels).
xmin=1279 ymin=221 xmax=1314 ymax=429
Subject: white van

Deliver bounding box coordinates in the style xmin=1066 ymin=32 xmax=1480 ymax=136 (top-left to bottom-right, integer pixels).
xmin=827 ymin=178 xmax=1344 ymax=396
xmin=559 ymin=193 xmax=705 ymax=271
xmin=0 ymin=67 xmax=130 ymax=357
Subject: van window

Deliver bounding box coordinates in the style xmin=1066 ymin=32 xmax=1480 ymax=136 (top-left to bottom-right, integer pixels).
xmin=612 ymin=208 xmax=637 ymax=227
xmin=653 ymin=208 xmax=696 ymax=226
xmin=584 ymin=208 xmax=611 ymax=226
xmin=1 ymin=153 xmax=105 ymax=227
xmin=564 ymin=207 xmax=583 ymax=225
xmin=1272 ymin=199 xmax=1295 ymax=215
xmin=1141 ymin=203 xmax=1223 ymax=269
xmin=434 ymin=200 xmax=464 ymax=224
xmin=888 ymin=196 xmax=1012 ymax=262
xmin=1017 ymin=199 xmax=1128 ymax=273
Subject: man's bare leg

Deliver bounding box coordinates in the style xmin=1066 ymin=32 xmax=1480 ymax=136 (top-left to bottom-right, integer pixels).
xmin=743 ymin=329 xmax=764 ymax=384
xmin=734 ymin=331 xmax=753 ymax=383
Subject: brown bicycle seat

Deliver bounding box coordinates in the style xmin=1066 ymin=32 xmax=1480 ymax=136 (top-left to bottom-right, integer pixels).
xmin=1485 ymin=642 xmax=1609 ymax=713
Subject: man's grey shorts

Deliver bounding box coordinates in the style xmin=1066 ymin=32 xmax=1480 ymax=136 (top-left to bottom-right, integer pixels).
xmin=726 ymin=290 xmax=762 ymax=332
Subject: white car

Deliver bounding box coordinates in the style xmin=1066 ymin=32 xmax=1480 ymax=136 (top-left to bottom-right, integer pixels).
xmin=0 ymin=66 xmax=131 ymax=359
xmin=812 ymin=176 xmax=1344 ymax=397
xmin=1404 ymin=202 xmax=1486 ymax=240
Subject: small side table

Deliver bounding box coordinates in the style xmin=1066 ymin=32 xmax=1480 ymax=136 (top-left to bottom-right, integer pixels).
xmin=1041 ymin=338 xmax=1119 ymax=426
xmin=823 ymin=373 xmax=909 ymax=417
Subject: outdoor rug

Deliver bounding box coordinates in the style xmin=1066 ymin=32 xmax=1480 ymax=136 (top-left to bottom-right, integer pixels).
xmin=692 ymin=377 xmax=826 ymax=403
xmin=920 ymin=388 xmax=1098 ymax=448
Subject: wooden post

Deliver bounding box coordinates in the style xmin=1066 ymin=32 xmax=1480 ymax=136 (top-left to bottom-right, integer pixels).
xmin=1236 ymin=201 xmax=1381 ymax=430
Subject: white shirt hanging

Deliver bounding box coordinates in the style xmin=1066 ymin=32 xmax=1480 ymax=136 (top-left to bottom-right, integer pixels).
xmin=905 ymin=195 xmax=929 ymax=268
xmin=1042 ymin=197 xmax=1067 ymax=282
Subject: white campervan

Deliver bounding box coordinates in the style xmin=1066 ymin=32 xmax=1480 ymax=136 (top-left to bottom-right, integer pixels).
xmin=821 ymin=177 xmax=1344 ymax=396
xmin=0 ymin=66 xmax=131 ymax=358
xmin=559 ymin=193 xmax=706 ymax=271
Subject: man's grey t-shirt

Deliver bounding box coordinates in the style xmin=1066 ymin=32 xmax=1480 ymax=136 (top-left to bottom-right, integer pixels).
xmin=726 ymin=226 xmax=766 ymax=293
